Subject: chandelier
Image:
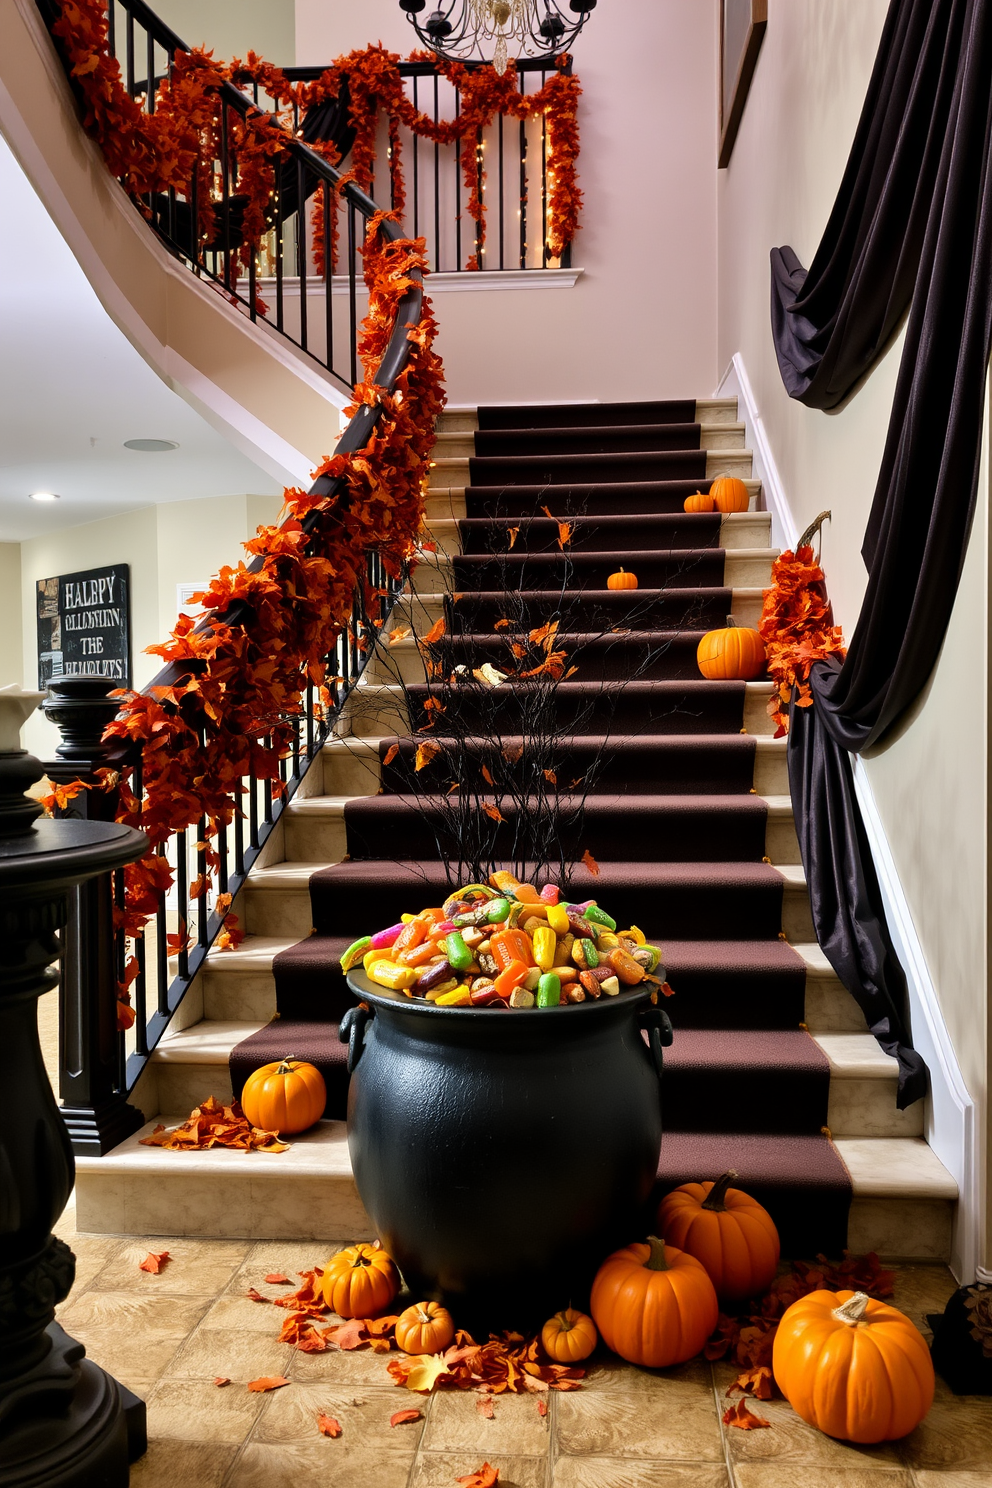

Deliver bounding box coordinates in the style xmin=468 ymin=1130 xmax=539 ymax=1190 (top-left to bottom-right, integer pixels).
xmin=399 ymin=0 xmax=596 ymax=76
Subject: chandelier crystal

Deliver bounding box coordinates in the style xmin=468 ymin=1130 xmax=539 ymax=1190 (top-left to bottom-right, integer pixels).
xmin=399 ymin=0 xmax=596 ymax=75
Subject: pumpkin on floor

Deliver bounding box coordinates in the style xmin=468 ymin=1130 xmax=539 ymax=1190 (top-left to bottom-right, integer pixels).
xmin=772 ymin=1289 xmax=935 ymax=1442
xmin=239 ymin=1057 xmax=326 ymax=1135
xmin=590 ymin=1236 xmax=718 ymax=1368
xmin=541 ymin=1308 xmax=598 ymax=1363
xmin=322 ymin=1242 xmax=400 ymax=1317
xmin=710 ymin=475 xmax=750 ymax=512
xmin=684 ymin=490 xmax=715 ymax=514
xmin=697 ymin=620 xmax=765 ymax=681
xmin=607 ymin=568 xmax=638 ymax=590
xmin=657 ymin=1170 xmax=780 ymax=1304
xmin=395 ymin=1301 xmax=455 ymax=1354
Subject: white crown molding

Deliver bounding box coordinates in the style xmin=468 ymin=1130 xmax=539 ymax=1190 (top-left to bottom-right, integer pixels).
xmin=716 ymin=354 xmax=798 ymax=549
xmin=258 ymin=267 xmax=584 ymax=297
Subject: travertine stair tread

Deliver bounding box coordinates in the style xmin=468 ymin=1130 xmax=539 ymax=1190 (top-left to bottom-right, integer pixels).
xmin=429 ymin=451 xmax=756 ymax=476
xmin=835 ymin=1138 xmax=958 ymax=1199
xmin=153 ymin=1020 xmax=266 ymax=1063
xmin=246 ymin=860 xmax=339 ymax=888
xmin=433 ymin=421 xmax=747 ymax=452
xmin=204 ymin=934 xmax=299 ymax=972
xmin=812 ymin=1033 xmax=901 ymax=1079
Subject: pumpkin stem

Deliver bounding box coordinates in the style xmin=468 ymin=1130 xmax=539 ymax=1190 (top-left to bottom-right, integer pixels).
xmin=700 ymin=1170 xmax=738 ymax=1212
xmin=725 ymin=616 xmax=736 ymax=628
xmin=644 ymin=1236 xmax=670 ymax=1272
xmin=832 ymin=1291 xmax=871 ymax=1326
xmin=797 ymin=509 xmax=831 ymax=553
xmin=416 ymin=1307 xmax=432 ymax=1324
xmin=276 ymin=1057 xmax=297 ymax=1074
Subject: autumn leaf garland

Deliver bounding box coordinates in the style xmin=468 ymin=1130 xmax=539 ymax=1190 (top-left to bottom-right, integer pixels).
xmin=758 ymin=531 xmax=845 ymax=737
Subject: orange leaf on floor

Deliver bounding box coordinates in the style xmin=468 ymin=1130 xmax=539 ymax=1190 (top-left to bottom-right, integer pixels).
xmin=388 ymin=625 xmax=412 ymax=645
xmin=415 ymin=741 xmax=441 ymax=772
xmin=390 ymin=1408 xmax=423 ymax=1427
xmin=246 ymin=1288 xmax=270 ymax=1303
xmin=457 ymin=1467 xmax=499 ymax=1488
xmin=326 ymin=1318 xmax=370 ymax=1350
xmin=722 ymin=1400 xmax=771 ymax=1430
xmin=482 ymin=804 xmax=505 ymax=823
xmin=507 ymin=527 xmax=519 ymax=550
xmin=139 ymin=1096 xmax=288 ymax=1153
xmin=537 ymin=1399 xmax=548 ymax=1417
xmin=476 ymin=1396 xmax=495 ymax=1418
xmin=265 ymin=1273 xmax=290 ymax=1285
xmin=317 ymin=1413 xmax=342 ymax=1437
xmin=386 ymin=1353 xmax=452 ymax=1392
xmin=213 ymin=1377 xmax=230 ymax=1387
xmin=138 ymin=1251 xmax=169 ymax=1274
xmin=727 ymin=1366 xmax=774 ymax=1401
xmin=423 ymin=617 xmax=446 ymax=645
xmin=247 ymin=1376 xmax=290 ymax=1393
xmin=383 ymin=743 xmax=400 ymax=768
xmin=581 ymin=849 xmax=600 ymax=877
xmin=481 ymin=765 xmax=495 ymax=786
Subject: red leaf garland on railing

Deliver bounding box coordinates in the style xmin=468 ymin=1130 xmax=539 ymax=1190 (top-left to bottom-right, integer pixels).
xmin=758 ymin=524 xmax=845 ymax=736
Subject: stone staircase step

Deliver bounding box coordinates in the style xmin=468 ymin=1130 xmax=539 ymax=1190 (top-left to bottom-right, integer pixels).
xmin=432 ymin=422 xmax=746 ymax=460
xmin=202 ymin=935 xmax=296 ymax=1022
xmin=424 ymin=478 xmax=765 ymax=522
xmin=240 ymin=861 xmax=334 ymax=939
xmin=839 ymin=1138 xmax=958 ymax=1260
xmin=421 ymin=510 xmax=773 ymax=556
xmin=428 ymin=449 xmax=756 ymax=489
xmin=400 ymin=547 xmax=778 ymax=594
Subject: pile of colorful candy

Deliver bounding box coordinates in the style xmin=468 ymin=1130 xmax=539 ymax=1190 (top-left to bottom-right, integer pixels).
xmin=341 ymin=873 xmax=664 ymax=1009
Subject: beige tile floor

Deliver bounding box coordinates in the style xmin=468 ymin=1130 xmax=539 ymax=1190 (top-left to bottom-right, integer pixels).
xmin=51 ymin=1198 xmax=988 ymax=1488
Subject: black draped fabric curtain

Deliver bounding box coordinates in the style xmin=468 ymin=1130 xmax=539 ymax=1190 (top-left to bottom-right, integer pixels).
xmin=769 ymin=0 xmax=992 ymax=1105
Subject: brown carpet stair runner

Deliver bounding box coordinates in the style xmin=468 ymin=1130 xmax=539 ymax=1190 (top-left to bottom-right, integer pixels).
xmin=229 ymin=398 xmax=852 ymax=1256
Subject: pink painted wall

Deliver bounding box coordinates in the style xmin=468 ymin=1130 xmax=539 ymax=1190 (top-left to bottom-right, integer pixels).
xmin=295 ymin=1 xmax=719 ymax=406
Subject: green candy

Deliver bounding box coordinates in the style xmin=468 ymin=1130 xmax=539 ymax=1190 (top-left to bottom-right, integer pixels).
xmin=642 ymin=944 xmax=662 ymax=973
xmin=580 ymin=938 xmax=599 ymax=968
xmin=486 ymin=897 xmax=512 ymax=923
xmin=585 ymin=905 xmax=617 ymax=932
xmin=536 ymin=972 xmax=561 ymax=1008
xmin=340 ymin=936 xmax=371 ymax=973
xmin=444 ymin=930 xmax=473 ymax=972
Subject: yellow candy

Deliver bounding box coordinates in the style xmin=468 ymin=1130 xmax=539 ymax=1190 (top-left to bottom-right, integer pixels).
xmin=435 ymin=985 xmax=472 ymax=1006
xmin=618 ymin=925 xmax=646 ymax=945
xmin=367 ymin=961 xmax=418 ymax=990
xmin=363 ymin=947 xmax=394 ymax=973
xmin=401 ymin=913 xmax=417 ymax=924
xmin=532 ymin=925 xmax=557 ymax=971
xmin=597 ymin=932 xmax=620 ymax=951
xmin=546 ymin=903 xmax=569 ymax=935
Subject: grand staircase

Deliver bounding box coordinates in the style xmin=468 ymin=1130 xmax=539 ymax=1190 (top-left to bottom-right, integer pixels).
xmin=75 ymin=398 xmax=957 ymax=1258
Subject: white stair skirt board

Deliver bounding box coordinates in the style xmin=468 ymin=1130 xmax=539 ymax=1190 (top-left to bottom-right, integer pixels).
xmin=716 ymin=353 xmax=798 ymax=550
xmin=720 ymin=350 xmax=980 ymax=1283
xmin=257 ymin=268 xmax=584 ymax=297
xmin=851 ymin=755 xmax=981 ymax=1283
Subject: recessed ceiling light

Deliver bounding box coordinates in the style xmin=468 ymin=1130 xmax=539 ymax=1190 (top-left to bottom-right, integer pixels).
xmin=123 ymin=438 xmax=179 ymax=452
xmin=29 ymin=491 xmax=61 ymax=502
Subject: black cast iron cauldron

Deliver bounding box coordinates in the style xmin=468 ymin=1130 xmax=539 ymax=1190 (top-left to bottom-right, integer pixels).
xmin=342 ymin=973 xmax=672 ymax=1329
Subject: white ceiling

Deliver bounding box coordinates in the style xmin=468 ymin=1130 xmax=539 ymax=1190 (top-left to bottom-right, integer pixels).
xmin=0 ymin=134 xmax=282 ymax=543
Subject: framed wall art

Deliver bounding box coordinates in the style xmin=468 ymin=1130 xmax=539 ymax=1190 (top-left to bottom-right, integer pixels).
xmin=720 ymin=0 xmax=767 ymax=168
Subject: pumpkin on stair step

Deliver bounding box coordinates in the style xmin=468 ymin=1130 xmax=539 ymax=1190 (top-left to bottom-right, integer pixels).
xmin=656 ymin=1169 xmax=780 ymax=1303
xmin=684 ymin=490 xmax=715 ymax=513
xmin=607 ymin=568 xmax=638 ymax=590
xmin=240 ymin=1057 xmax=326 ymax=1135
xmin=710 ymin=475 xmax=750 ymax=512
xmin=697 ymin=619 xmax=765 ymax=680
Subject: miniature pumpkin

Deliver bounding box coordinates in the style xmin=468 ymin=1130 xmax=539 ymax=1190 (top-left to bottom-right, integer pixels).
xmin=240 ymin=1057 xmax=326 ymax=1134
xmin=773 ymin=1289 xmax=935 ymax=1442
xmin=710 ymin=475 xmax=750 ymax=512
xmin=697 ymin=620 xmax=765 ymax=680
xmin=590 ymin=1236 xmax=718 ymax=1368
xmin=395 ymin=1301 xmax=455 ymax=1354
xmin=607 ymin=569 xmax=638 ymax=590
xmin=657 ymin=1170 xmax=780 ymax=1303
xmin=684 ymin=490 xmax=715 ymax=514
xmin=322 ymin=1242 xmax=399 ymax=1317
xmin=541 ymin=1307 xmax=598 ymax=1363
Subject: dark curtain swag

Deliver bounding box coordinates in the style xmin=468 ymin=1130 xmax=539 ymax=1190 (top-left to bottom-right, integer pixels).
xmin=770 ymin=0 xmax=992 ymax=1105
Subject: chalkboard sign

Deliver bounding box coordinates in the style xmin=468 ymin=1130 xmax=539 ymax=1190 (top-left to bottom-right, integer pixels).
xmin=37 ymin=564 xmax=131 ymax=688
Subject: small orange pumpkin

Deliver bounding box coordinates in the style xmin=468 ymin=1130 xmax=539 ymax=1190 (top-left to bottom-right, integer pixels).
xmin=541 ymin=1307 xmax=598 ymax=1363
xmin=657 ymin=1170 xmax=780 ymax=1303
xmin=710 ymin=475 xmax=750 ymax=513
xmin=240 ymin=1057 xmax=326 ymax=1134
xmin=684 ymin=490 xmax=715 ymax=514
xmin=395 ymin=1301 xmax=455 ymax=1354
xmin=697 ymin=619 xmax=765 ymax=680
xmin=607 ymin=568 xmax=638 ymax=590
xmin=590 ymin=1236 xmax=718 ymax=1368
xmin=773 ymin=1289 xmax=935 ymax=1442
xmin=322 ymin=1242 xmax=399 ymax=1317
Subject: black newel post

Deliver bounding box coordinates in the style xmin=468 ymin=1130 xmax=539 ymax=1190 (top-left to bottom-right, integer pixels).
xmin=43 ymin=677 xmax=145 ymax=1156
xmin=0 ymin=690 xmax=148 ymax=1485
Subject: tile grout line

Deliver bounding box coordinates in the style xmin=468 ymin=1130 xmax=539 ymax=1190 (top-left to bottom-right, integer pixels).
xmin=709 ymin=1359 xmax=740 ymax=1488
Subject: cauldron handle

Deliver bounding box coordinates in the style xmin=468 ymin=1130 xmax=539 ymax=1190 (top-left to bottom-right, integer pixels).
xmin=340 ymin=1003 xmax=373 ymax=1074
xmin=639 ymin=1005 xmax=673 ymax=1081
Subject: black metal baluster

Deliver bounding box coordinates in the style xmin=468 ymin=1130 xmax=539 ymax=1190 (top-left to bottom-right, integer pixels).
xmin=197 ymin=815 xmax=209 ymax=949
xmin=133 ymin=929 xmax=147 ymax=1058
xmin=275 ymin=174 xmax=284 ymax=331
xmin=107 ymin=0 xmax=115 ymax=57
xmin=297 ymin=158 xmax=308 ymax=351
xmin=498 ymin=112 xmax=505 ymax=270
xmin=348 ymin=201 xmax=358 ymax=387
xmin=324 ymin=183 xmax=333 ymax=373
xmin=306 ymin=681 xmax=315 ymax=758
xmin=234 ymin=784 xmax=245 ymax=878
xmin=455 ymin=86 xmax=461 ymax=271
xmin=542 ymin=76 xmax=549 ymax=268
xmin=263 ymin=737 xmax=273 ymax=827
xmin=475 ymin=127 xmax=483 ymax=267
xmin=221 ymin=104 xmax=232 ymax=290
xmin=520 ymin=107 xmax=527 ymax=268
xmin=176 ymin=830 xmax=189 ymax=981
xmin=249 ymin=766 xmax=259 ymax=850
xmin=125 ymin=8 xmax=135 ymax=96
xmin=434 ymin=76 xmax=441 ymax=271
xmin=413 ymin=76 xmax=420 ymax=243
xmin=156 ymin=844 xmax=168 ymax=1017
xmin=146 ymin=29 xmax=155 ymax=112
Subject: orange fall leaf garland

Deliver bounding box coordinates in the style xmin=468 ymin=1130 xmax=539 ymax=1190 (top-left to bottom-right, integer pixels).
xmin=759 ymin=522 xmax=845 ymax=737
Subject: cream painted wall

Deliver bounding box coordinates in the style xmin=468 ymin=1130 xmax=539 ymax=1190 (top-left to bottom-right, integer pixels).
xmin=0 ymin=542 xmax=23 ymax=685
xmin=152 ymin=0 xmax=295 ymax=62
xmin=717 ymin=0 xmax=989 ymax=1267
xmin=19 ymin=493 xmax=282 ymax=758
xmin=295 ymin=0 xmax=719 ymax=405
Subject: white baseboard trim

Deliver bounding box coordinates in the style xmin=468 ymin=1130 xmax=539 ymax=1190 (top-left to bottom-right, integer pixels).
xmin=716 ymin=354 xmax=799 ymax=549
xmin=258 ymin=268 xmax=584 ymax=297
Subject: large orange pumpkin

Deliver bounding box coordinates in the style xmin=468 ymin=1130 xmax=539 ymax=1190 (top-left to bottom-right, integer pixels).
xmin=657 ymin=1170 xmax=780 ymax=1304
xmin=684 ymin=490 xmax=715 ymax=514
xmin=322 ymin=1242 xmax=399 ymax=1317
xmin=773 ymin=1289 xmax=934 ymax=1442
xmin=590 ymin=1236 xmax=718 ymax=1368
xmin=395 ymin=1301 xmax=455 ymax=1354
xmin=697 ymin=622 xmax=765 ymax=681
xmin=607 ymin=568 xmax=638 ymax=590
xmin=541 ymin=1308 xmax=598 ymax=1363
xmin=240 ymin=1057 xmax=326 ymax=1134
xmin=710 ymin=476 xmax=750 ymax=513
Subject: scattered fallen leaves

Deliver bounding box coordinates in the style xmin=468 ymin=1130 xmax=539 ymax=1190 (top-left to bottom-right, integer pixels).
xmin=213 ymin=1377 xmax=230 ymax=1387
xmin=422 ymin=617 xmax=446 ymax=645
xmin=387 ymin=1331 xmax=585 ymax=1395
xmin=246 ymin=1288 xmax=270 ymax=1304
xmin=138 ymin=1250 xmax=169 ymax=1274
xmin=326 ymin=1318 xmax=373 ymax=1350
xmin=317 ymin=1413 xmax=342 ymax=1438
xmin=247 ymin=1376 xmax=290 ymax=1393
xmin=581 ymin=849 xmax=600 ymax=877
xmin=139 ymin=1096 xmax=288 ymax=1153
xmin=481 ymin=765 xmax=495 ymax=786
xmin=542 ymin=769 xmax=557 ymax=786
xmin=723 ymin=1400 xmax=771 ymax=1430
xmin=557 ymin=521 xmax=573 ymax=549
xmin=483 ymin=805 xmax=505 ymax=823
xmin=415 ymin=741 xmax=441 ymax=771
xmin=727 ymin=1366 xmax=774 ymax=1401
xmin=476 ymin=1396 xmax=495 ymax=1418
xmin=388 ymin=625 xmax=412 ymax=644
xmin=265 ymin=1273 xmax=290 ymax=1285
xmin=457 ymin=1467 xmax=499 ymax=1488
xmin=507 ymin=527 xmax=519 ymax=550
xmin=494 ymin=617 xmax=512 ymax=629
xmin=390 ymin=1408 xmax=423 ymax=1427
xmin=389 ymin=1353 xmax=453 ymax=1393
xmin=536 ymin=1399 xmax=548 ymax=1417
xmin=501 ymin=743 xmax=524 ymax=763
xmin=383 ymin=743 xmax=400 ymax=767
